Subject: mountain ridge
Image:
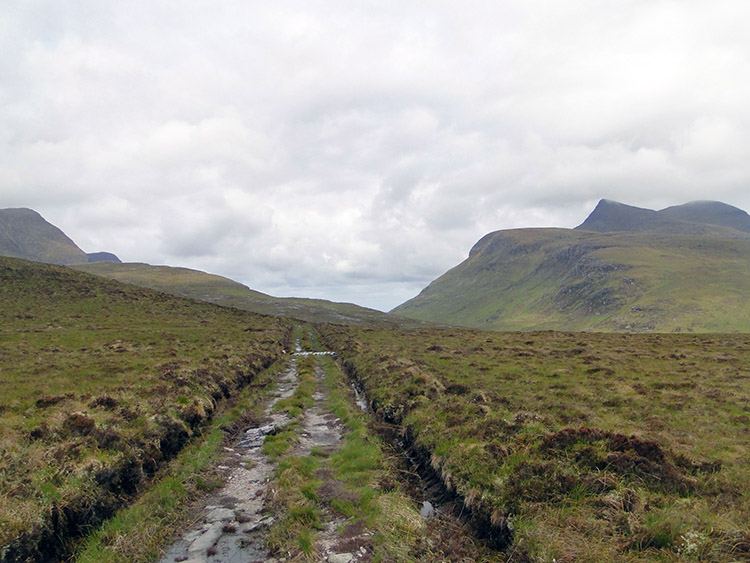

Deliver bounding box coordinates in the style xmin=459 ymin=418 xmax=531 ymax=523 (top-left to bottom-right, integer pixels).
xmin=73 ymin=261 xmax=426 ymax=328
xmin=575 ymin=199 xmax=750 ymax=237
xmin=393 ymin=200 xmax=750 ymax=332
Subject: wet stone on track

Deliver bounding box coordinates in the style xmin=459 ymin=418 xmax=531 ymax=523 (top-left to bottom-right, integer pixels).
xmin=157 ymin=358 xmax=299 ymax=563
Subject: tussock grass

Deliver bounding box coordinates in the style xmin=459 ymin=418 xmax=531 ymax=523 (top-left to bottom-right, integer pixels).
xmin=0 ymin=257 xmax=290 ymax=560
xmin=74 ymin=360 xmax=285 ymax=562
xmin=319 ymin=324 xmax=750 ymax=561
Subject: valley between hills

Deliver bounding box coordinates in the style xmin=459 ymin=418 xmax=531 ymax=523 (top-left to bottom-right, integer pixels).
xmin=1 ymin=200 xmax=749 ymax=562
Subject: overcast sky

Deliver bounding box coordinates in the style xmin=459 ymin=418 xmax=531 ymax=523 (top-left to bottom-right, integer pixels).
xmin=2 ymin=1 xmax=749 ymax=310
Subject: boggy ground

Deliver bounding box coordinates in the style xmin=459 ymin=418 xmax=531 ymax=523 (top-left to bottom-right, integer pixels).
xmin=318 ymin=325 xmax=750 ymax=562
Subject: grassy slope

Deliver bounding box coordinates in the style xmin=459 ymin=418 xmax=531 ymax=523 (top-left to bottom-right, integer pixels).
xmin=73 ymin=261 xmax=425 ymax=328
xmin=0 ymin=257 xmax=290 ymax=561
xmin=319 ymin=324 xmax=750 ymax=561
xmin=393 ymin=228 xmax=750 ymax=333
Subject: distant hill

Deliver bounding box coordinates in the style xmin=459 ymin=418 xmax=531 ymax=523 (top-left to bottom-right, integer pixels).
xmin=0 ymin=207 xmax=121 ymax=265
xmin=658 ymin=200 xmax=750 ymax=232
xmin=86 ymin=251 xmax=122 ymax=263
xmin=0 ymin=208 xmax=89 ymax=265
xmin=575 ymin=199 xmax=750 ymax=236
xmin=73 ymin=262 xmax=425 ymax=328
xmin=0 ymin=206 xmax=416 ymax=328
xmin=393 ymin=201 xmax=750 ymax=332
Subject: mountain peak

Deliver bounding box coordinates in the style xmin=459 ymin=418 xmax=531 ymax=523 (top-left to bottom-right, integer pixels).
xmin=576 ymin=199 xmax=750 ymax=236
xmin=0 ymin=207 xmax=123 ymax=265
xmin=575 ymin=200 xmax=660 ymax=233
xmin=0 ymin=208 xmax=88 ymax=265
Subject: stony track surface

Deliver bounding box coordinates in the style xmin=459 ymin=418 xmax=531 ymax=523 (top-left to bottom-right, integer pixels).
xmin=157 ymin=345 xmax=369 ymax=563
xmin=157 ymin=359 xmax=299 ymax=563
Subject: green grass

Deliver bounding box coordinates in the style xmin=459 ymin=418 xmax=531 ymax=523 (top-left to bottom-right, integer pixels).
xmin=0 ymin=257 xmax=291 ymax=560
xmin=319 ymin=324 xmax=750 ymax=561
xmin=265 ymin=451 xmax=325 ymax=559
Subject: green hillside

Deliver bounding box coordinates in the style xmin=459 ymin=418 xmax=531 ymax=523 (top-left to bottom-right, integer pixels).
xmin=392 ymin=228 xmax=750 ymax=332
xmin=0 ymin=256 xmax=290 ymax=561
xmin=73 ymin=262 xmax=425 ymax=328
xmin=0 ymin=208 xmax=88 ymax=265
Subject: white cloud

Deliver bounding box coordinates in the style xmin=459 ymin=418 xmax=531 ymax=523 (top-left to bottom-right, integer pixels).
xmin=2 ymin=1 xmax=750 ymax=310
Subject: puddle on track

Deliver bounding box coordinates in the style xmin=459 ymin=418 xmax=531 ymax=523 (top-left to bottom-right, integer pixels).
xmin=157 ymin=347 xmax=486 ymax=562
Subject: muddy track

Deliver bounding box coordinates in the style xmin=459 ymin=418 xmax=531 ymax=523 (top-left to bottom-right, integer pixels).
xmin=157 ymin=353 xmax=299 ymax=563
xmin=157 ymin=345 xmax=371 ymax=563
xmin=157 ymin=336 xmax=499 ymax=562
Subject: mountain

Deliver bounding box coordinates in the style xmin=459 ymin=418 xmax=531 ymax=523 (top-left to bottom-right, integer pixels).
xmin=575 ymin=199 xmax=750 ymax=236
xmin=0 ymin=207 xmax=121 ymax=265
xmin=658 ymin=200 xmax=750 ymax=232
xmin=86 ymin=251 xmax=122 ymax=263
xmin=393 ymin=201 xmax=750 ymax=332
xmin=73 ymin=261 xmax=425 ymax=328
xmin=0 ymin=208 xmax=89 ymax=265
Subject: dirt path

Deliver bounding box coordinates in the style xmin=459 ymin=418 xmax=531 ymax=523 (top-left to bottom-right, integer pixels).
xmin=289 ymin=363 xmax=372 ymax=563
xmin=292 ymin=362 xmax=343 ymax=458
xmin=157 ymin=345 xmax=367 ymax=563
xmin=157 ymin=353 xmax=300 ymax=563
xmin=157 ymin=337 xmax=493 ymax=562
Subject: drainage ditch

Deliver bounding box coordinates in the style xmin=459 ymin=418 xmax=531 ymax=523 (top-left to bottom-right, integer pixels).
xmin=344 ymin=364 xmax=512 ymax=552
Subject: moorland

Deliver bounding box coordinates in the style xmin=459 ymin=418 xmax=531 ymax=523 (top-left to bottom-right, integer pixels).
xmin=319 ymin=324 xmax=750 ymax=561
xmin=1 ymin=200 xmax=749 ymax=562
